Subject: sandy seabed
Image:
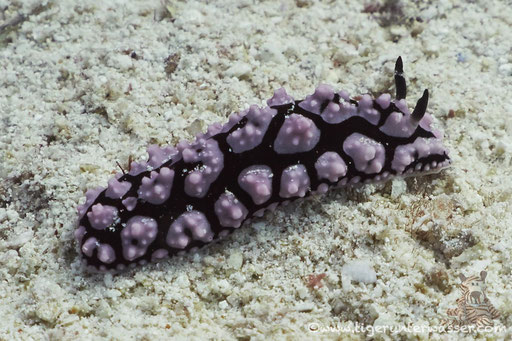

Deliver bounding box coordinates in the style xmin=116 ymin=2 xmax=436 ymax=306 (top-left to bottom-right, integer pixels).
xmin=1 ymin=0 xmax=511 ymax=340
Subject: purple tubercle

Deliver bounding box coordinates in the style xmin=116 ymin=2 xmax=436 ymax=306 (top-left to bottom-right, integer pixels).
xmin=77 ymin=186 xmax=104 ymax=219
xmin=81 ymin=237 xmax=98 ymax=257
xmin=166 ymin=211 xmax=213 ymax=249
xmin=315 ymin=152 xmax=347 ymax=182
xmin=343 ymin=133 xmax=386 ymax=174
xmin=97 ymin=244 xmax=116 ymax=264
xmin=74 ymin=226 xmax=86 ymax=244
xmin=138 ymin=167 xmax=175 ymax=204
xmin=391 ymin=137 xmax=448 ymax=173
xmin=298 ymin=84 xmax=335 ymax=114
xmin=179 ymin=138 xmax=224 ymax=198
xmin=122 ymin=197 xmax=137 ymax=211
xmin=238 ymin=165 xmax=273 ymax=205
xmin=299 ymin=86 xmax=384 ymax=126
xmin=214 ymin=192 xmax=248 ymax=228
xmin=147 ymin=144 xmax=180 ymax=168
xmin=227 ymin=105 xmax=276 ymax=153
xmin=105 ymin=175 xmax=132 ymax=199
xmin=76 ymin=57 xmax=451 ymax=272
xmin=87 ymin=204 xmax=118 ymax=230
xmin=128 ymin=161 xmax=148 ymax=176
xmin=121 ymin=216 xmax=158 ymax=261
xmin=267 ymin=87 xmax=294 ymax=107
xmin=273 ymin=114 xmax=321 ymax=154
xmin=376 ymin=93 xmax=391 ymax=109
xmin=379 ymin=111 xmax=417 ymax=138
xmin=279 ymin=164 xmax=310 ymax=198
xmin=151 ymin=249 xmax=169 ymax=262
xmin=357 ymin=94 xmax=381 ymax=125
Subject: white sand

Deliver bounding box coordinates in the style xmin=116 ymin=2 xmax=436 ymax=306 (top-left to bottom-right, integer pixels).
xmin=1 ymin=0 xmax=511 ymax=339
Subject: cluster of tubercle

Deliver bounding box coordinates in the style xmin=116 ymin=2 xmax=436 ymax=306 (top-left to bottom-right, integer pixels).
xmin=75 ymin=57 xmax=451 ymax=272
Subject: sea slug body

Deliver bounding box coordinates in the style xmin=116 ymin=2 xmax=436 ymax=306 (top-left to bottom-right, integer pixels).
xmin=75 ymin=57 xmax=451 ymax=272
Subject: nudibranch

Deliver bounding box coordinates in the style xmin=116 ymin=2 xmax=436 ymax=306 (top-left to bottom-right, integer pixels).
xmin=75 ymin=57 xmax=451 ymax=272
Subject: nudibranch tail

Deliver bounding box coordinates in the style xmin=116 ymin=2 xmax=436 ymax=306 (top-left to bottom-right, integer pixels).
xmin=75 ymin=57 xmax=451 ymax=272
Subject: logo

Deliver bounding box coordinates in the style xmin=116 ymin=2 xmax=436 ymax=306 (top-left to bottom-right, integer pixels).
xmin=442 ymin=271 xmax=500 ymax=329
